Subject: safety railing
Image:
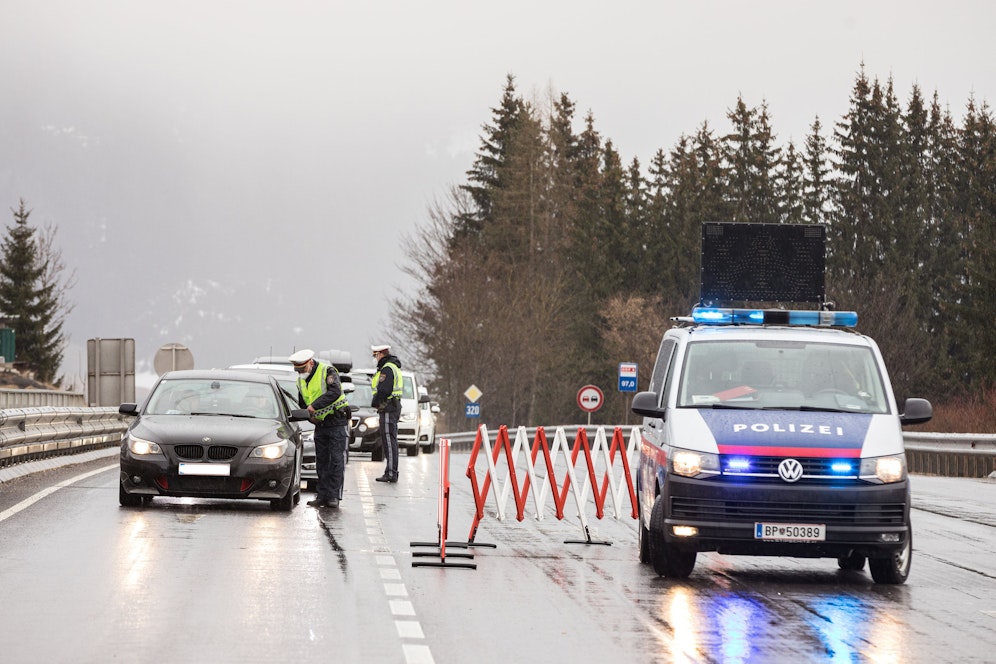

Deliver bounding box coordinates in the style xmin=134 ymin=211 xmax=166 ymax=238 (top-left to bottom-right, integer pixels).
xmin=444 ymin=426 xmax=996 ymax=479
xmin=0 ymin=406 xmax=129 ymax=468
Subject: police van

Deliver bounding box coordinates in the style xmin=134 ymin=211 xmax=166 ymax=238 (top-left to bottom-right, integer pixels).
xmin=632 ymin=223 xmax=933 ymax=584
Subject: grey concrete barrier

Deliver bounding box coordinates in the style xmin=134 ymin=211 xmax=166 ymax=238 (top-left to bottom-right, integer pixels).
xmin=0 ymin=406 xmax=129 ymax=468
xmin=0 ymin=388 xmax=86 ymax=409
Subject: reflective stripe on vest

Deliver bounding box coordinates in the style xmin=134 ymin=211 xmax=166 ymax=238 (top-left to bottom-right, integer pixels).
xmin=373 ymin=361 xmax=403 ymax=400
xmin=298 ymin=362 xmax=347 ymax=421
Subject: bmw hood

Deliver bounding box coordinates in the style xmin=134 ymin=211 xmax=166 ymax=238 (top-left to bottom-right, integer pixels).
xmin=131 ymin=415 xmax=293 ymax=447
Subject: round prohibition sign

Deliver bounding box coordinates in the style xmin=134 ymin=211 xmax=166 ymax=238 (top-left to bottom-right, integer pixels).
xmin=577 ymin=384 xmax=604 ymax=413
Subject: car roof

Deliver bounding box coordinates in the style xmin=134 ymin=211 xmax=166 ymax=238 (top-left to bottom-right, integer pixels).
xmin=160 ymin=369 xmax=277 ymax=383
xmin=228 ymin=363 xmax=297 ymax=375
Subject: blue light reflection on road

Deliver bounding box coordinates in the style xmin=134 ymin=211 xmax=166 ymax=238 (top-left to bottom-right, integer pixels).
xmin=659 ymin=582 xmax=907 ymax=662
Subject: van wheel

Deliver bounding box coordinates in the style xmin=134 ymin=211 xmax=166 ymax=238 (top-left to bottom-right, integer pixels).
xmin=638 ymin=502 xmax=651 ymax=564
xmin=869 ymin=528 xmax=912 ymax=584
xmin=648 ymin=494 xmax=696 ymax=578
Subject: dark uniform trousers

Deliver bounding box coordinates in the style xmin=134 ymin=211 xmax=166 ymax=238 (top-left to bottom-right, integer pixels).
xmin=315 ymin=420 xmax=348 ymax=501
xmin=379 ymin=400 xmax=401 ymax=478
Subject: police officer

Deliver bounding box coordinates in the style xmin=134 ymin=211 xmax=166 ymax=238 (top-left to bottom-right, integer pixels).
xmin=371 ymin=344 xmax=402 ymax=483
xmin=291 ymin=349 xmax=350 ymax=508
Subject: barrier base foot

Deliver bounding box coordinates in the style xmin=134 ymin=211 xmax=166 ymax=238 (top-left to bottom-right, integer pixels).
xmin=564 ymin=538 xmax=612 ymax=546
xmin=412 ymin=559 xmax=477 ymax=569
xmin=412 ymin=550 xmax=475 ymax=559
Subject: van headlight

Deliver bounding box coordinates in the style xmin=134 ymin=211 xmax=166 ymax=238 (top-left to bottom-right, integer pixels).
xmin=127 ymin=435 xmax=162 ymax=455
xmin=250 ymin=440 xmax=288 ymax=460
xmin=671 ymin=449 xmax=720 ymax=477
xmin=859 ymin=454 xmax=907 ymax=483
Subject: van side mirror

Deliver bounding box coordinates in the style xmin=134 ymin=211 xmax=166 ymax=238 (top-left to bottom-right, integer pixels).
xmin=631 ymin=391 xmax=666 ymax=419
xmin=900 ymin=397 xmax=932 ymax=425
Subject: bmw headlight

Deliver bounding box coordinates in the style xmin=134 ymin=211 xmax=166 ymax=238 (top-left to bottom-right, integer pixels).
xmin=250 ymin=440 xmax=289 ymax=460
xmin=859 ymin=454 xmax=907 ymax=483
xmin=359 ymin=415 xmax=379 ymax=432
xmin=127 ymin=435 xmax=162 ymax=455
xmin=670 ymin=449 xmax=720 ymax=477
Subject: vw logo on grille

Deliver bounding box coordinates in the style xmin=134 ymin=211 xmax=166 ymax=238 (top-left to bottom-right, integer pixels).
xmin=778 ymin=458 xmax=804 ymax=483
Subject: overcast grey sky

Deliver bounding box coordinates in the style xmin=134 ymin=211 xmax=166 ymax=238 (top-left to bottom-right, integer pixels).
xmin=1 ymin=1 xmax=993 ymax=388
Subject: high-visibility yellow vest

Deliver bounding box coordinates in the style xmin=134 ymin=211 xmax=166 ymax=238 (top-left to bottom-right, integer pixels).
xmin=298 ymin=362 xmax=347 ymax=420
xmin=373 ymin=361 xmax=403 ymax=400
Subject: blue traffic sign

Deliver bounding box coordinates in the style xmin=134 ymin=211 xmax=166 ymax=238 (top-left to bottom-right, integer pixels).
xmin=465 ymin=402 xmax=481 ymax=418
xmin=619 ymin=362 xmax=638 ymax=392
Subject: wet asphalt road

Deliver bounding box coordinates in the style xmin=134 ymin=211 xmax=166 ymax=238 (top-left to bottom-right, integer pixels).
xmin=1 ymin=449 xmax=995 ymax=664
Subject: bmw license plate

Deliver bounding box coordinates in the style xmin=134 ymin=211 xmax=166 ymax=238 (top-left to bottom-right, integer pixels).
xmin=179 ymin=463 xmax=231 ymax=477
xmin=755 ymin=523 xmax=825 ymax=541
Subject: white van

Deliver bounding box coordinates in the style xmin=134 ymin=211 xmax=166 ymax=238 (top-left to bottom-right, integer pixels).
xmin=632 ymin=223 xmax=933 ymax=584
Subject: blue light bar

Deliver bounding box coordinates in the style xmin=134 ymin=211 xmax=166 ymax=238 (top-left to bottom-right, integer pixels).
xmin=830 ymin=462 xmax=855 ymax=474
xmin=691 ymin=307 xmax=858 ymax=328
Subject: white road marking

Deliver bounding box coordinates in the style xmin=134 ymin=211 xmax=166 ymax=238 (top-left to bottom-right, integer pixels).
xmin=354 ymin=466 xmax=436 ymax=664
xmin=0 ymin=463 xmax=115 ymax=523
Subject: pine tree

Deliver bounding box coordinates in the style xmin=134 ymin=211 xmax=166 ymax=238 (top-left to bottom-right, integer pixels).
xmin=951 ymin=98 xmax=996 ymax=389
xmin=802 ymin=117 xmax=832 ymax=227
xmin=0 ymin=200 xmax=74 ymax=384
xmin=457 ymin=74 xmax=526 ymax=243
xmin=724 ymin=97 xmax=782 ymax=224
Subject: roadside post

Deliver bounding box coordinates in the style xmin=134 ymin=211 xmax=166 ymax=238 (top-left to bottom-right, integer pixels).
xmin=464 ymin=384 xmax=482 ymax=427
xmin=618 ymin=362 xmax=638 ymax=425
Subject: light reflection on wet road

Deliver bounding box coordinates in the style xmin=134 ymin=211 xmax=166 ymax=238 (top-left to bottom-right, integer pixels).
xmin=0 ymin=453 xmax=994 ymax=663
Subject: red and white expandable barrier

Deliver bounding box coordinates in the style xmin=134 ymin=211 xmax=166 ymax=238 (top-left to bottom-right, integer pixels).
xmin=465 ymin=425 xmax=639 ymax=545
xmin=411 ymin=438 xmax=477 ymax=568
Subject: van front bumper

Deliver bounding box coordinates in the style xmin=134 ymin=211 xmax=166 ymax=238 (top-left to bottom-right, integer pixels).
xmin=661 ymin=475 xmax=910 ymax=558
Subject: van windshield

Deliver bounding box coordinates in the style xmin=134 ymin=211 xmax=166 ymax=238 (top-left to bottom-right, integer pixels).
xmin=677 ymin=340 xmax=889 ymax=414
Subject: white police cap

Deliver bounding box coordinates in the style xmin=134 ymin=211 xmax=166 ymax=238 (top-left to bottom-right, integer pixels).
xmin=289 ymin=349 xmax=315 ymax=365
xmin=371 ymin=344 xmax=390 ymax=354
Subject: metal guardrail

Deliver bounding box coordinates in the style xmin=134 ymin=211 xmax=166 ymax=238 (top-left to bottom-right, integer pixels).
xmin=903 ymin=432 xmax=996 ymax=478
xmin=441 ymin=426 xmax=996 ymax=478
xmin=1 ymin=407 xmax=993 ymax=478
xmin=0 ymin=406 xmax=129 ymax=469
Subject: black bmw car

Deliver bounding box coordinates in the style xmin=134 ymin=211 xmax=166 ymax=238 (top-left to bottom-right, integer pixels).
xmin=118 ymin=369 xmax=312 ymax=511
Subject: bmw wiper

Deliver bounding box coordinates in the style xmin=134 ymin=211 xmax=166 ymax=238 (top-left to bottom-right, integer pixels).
xmin=190 ymin=412 xmax=256 ymax=418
